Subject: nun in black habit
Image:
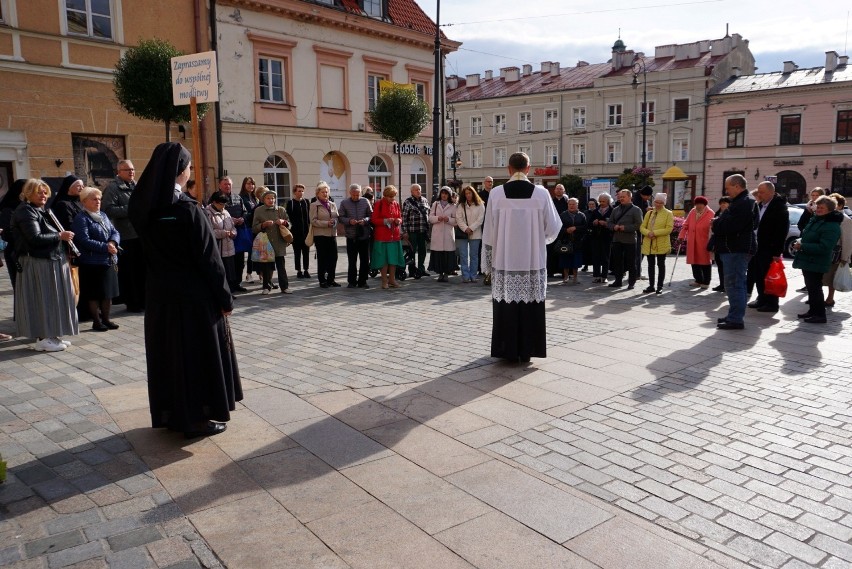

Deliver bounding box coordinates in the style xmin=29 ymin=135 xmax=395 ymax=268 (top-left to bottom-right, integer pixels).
xmin=129 ymin=142 xmax=242 ymax=438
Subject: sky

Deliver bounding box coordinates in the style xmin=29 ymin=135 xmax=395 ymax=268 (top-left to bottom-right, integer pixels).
xmin=420 ymin=0 xmax=849 ymax=78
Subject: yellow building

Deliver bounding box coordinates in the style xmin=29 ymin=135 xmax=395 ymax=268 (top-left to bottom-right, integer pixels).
xmin=0 ymin=0 xmax=216 ymax=196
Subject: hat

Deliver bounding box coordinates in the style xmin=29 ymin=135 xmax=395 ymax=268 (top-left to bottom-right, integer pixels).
xmin=693 ymin=196 xmax=708 ymax=205
xmin=210 ymin=191 xmax=229 ymax=204
xmin=260 ymin=189 xmax=276 ymax=201
xmin=640 ymin=186 xmax=654 ymax=196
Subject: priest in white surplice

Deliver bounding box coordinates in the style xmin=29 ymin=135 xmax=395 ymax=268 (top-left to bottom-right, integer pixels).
xmin=481 ymin=152 xmax=562 ymax=362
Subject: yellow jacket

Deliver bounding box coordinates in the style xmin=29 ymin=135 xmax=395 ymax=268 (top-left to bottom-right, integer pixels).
xmin=639 ymin=207 xmax=674 ymax=255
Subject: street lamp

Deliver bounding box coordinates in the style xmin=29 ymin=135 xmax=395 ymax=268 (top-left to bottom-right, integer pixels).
xmin=448 ymin=104 xmax=459 ymax=184
xmin=632 ymin=57 xmax=647 ymax=169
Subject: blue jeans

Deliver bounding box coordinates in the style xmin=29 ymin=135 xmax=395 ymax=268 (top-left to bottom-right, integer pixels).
xmin=721 ymin=252 xmax=750 ymax=324
xmin=457 ymin=238 xmax=481 ymax=280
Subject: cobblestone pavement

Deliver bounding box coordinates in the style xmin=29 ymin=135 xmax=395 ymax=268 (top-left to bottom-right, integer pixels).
xmin=1 ymin=248 xmax=850 ymax=568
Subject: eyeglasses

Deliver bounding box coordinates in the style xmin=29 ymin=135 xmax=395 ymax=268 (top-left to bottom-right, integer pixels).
xmin=120 ymin=168 xmax=135 ymax=172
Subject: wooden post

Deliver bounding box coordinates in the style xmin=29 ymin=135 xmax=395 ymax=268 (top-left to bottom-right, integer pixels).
xmin=190 ymin=97 xmax=204 ymax=204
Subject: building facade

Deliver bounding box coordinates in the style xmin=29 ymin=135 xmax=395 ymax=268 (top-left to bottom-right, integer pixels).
xmin=0 ymin=0 xmax=216 ymax=196
xmin=446 ymin=34 xmax=754 ymax=207
xmin=215 ymin=0 xmax=458 ymax=203
xmin=705 ymin=52 xmax=852 ymax=202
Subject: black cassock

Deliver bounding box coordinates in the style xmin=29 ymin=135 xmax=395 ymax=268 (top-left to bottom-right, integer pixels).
xmin=138 ymin=194 xmax=242 ymax=432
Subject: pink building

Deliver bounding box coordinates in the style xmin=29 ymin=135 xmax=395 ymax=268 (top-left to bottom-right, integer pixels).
xmin=705 ymin=51 xmax=852 ymax=202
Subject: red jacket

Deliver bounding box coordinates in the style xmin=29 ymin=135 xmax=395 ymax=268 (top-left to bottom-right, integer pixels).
xmin=371 ymin=198 xmax=401 ymax=242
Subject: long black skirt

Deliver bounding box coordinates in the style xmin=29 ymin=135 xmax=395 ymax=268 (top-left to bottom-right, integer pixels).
xmin=428 ymin=250 xmax=456 ymax=274
xmin=78 ymin=264 xmax=120 ymax=301
xmin=491 ymin=299 xmax=547 ymax=360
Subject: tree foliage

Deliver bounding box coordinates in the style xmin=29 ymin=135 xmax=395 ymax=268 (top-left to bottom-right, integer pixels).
xmin=113 ymin=38 xmax=208 ymax=141
xmin=558 ymin=174 xmax=585 ymax=200
xmin=615 ymin=167 xmax=655 ymax=192
xmin=367 ymin=84 xmax=431 ymax=186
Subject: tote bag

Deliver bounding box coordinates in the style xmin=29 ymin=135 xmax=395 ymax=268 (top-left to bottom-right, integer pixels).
xmin=251 ymin=232 xmax=276 ymax=263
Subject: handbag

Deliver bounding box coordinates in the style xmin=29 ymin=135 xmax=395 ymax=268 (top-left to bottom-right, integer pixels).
xmin=833 ymin=263 xmax=852 ymax=292
xmin=234 ymin=224 xmax=253 ymax=254
xmin=304 ymin=223 xmax=314 ymax=247
xmin=251 ymin=232 xmax=276 ymax=263
xmin=556 ymin=239 xmax=574 ymax=255
xmin=0 ymin=236 xmax=6 ymax=252
xmin=277 ymin=210 xmax=293 ymax=245
xmin=764 ymin=257 xmax=788 ymax=297
xmin=455 ymin=203 xmax=470 ymax=240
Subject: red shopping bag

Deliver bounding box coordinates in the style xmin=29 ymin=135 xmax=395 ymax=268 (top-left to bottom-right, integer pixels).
xmin=764 ymin=257 xmax=787 ymax=297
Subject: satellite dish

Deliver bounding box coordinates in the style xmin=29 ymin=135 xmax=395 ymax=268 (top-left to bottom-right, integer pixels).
xmin=446 ymin=143 xmax=454 ymax=156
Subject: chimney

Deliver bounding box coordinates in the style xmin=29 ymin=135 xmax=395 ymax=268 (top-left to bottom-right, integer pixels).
xmin=782 ymin=60 xmax=798 ymax=74
xmin=576 ymin=60 xmax=589 ymax=67
xmin=550 ymin=62 xmax=560 ymax=76
xmin=504 ymin=67 xmax=520 ymax=82
xmin=499 ymin=68 xmax=507 ymax=79
xmin=655 ymin=44 xmax=676 ymax=58
xmin=825 ymin=51 xmax=839 ymax=73
xmin=731 ymin=66 xmax=741 ymax=77
xmin=484 ymin=69 xmax=493 ymax=80
xmin=675 ymin=42 xmax=700 ymax=61
xmin=446 ymin=75 xmax=458 ymax=90
xmin=465 ymin=73 xmax=480 ymax=88
xmin=540 ymin=61 xmax=551 ymax=74
xmin=522 ymin=64 xmax=532 ymax=76
xmin=840 ymin=55 xmax=849 ymax=67
xmin=710 ymin=36 xmax=732 ymax=56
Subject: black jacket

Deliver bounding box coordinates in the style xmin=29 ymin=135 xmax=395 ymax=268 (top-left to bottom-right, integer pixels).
xmin=10 ymin=202 xmax=65 ymax=260
xmin=712 ymin=190 xmax=757 ymax=254
xmin=756 ymin=195 xmax=789 ymax=257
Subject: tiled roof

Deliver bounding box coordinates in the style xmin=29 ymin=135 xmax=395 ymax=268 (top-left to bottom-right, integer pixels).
xmin=306 ymin=0 xmax=439 ymax=37
xmin=709 ymin=64 xmax=852 ymax=96
xmin=447 ymin=51 xmax=726 ymax=102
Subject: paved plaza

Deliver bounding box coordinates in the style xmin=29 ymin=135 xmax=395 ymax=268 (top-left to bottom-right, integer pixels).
xmin=1 ymin=248 xmax=851 ymax=569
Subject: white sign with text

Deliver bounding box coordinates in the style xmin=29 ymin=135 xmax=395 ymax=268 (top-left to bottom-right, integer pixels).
xmin=171 ymin=51 xmax=219 ymax=105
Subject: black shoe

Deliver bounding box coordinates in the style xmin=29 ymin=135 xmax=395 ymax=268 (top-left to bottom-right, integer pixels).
xmin=420 ymin=269 xmax=431 ymax=276
xmin=642 ymin=286 xmax=655 ymax=293
xmin=581 ymin=267 xmax=589 ymax=272
xmin=92 ymin=322 xmax=109 ymax=332
xmin=747 ymin=300 xmax=763 ymax=309
xmin=320 ymin=283 xmax=329 ymax=288
xmin=797 ymin=312 xmax=813 ymax=319
xmin=803 ymin=316 xmax=827 ymax=324
xmin=712 ymin=285 xmax=725 ymax=292
xmin=234 ymin=286 xmax=249 ymax=293
xmin=102 ymin=320 xmax=120 ymax=330
xmin=358 ymin=283 xmax=370 ymax=289
xmin=717 ymin=321 xmax=745 ymax=330
xmin=296 ymin=271 xmax=305 ymax=279
xmin=626 ymin=284 xmax=635 ymax=290
xmin=756 ymin=306 xmax=778 ymax=313
xmin=329 ymin=281 xmax=341 ymax=287
xmin=413 ymin=272 xmax=422 ymax=280
xmin=796 ymin=286 xmax=807 ymax=293
xmin=271 ymin=283 xmax=279 ymax=289
xmin=184 ymin=421 xmax=227 ymax=439
xmin=347 ymin=283 xmax=357 ymax=288
xmin=656 ymin=289 xmax=663 ymax=295
xmin=608 ymin=282 xmax=623 ymax=288
xmin=717 ymin=317 xmax=728 ymax=324
xmin=303 ymin=271 xmax=311 ymax=278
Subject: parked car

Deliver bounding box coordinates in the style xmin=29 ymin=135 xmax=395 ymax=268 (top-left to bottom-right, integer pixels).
xmin=785 ymin=206 xmax=801 ymax=258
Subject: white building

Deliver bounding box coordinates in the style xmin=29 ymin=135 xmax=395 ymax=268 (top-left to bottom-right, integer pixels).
xmin=446 ymin=35 xmax=754 ymax=203
xmin=215 ymin=0 xmax=459 ymax=202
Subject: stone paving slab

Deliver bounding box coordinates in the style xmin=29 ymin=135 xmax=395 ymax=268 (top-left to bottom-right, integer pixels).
xmin=3 ymin=253 xmax=851 ymax=568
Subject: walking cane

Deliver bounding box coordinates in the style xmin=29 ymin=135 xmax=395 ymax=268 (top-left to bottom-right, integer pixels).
xmin=668 ymin=239 xmax=682 ymax=288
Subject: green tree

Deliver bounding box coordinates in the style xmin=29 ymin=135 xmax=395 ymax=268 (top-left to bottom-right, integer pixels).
xmin=366 ymin=84 xmax=431 ymax=190
xmin=113 ymin=38 xmax=208 ymax=142
xmin=558 ymin=174 xmax=585 ymax=200
xmin=615 ymin=167 xmax=656 ymax=192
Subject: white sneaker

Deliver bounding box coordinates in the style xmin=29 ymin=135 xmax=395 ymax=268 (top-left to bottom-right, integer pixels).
xmin=245 ymin=274 xmax=254 ymax=283
xmin=34 ymin=338 xmax=66 ymax=352
xmin=261 ymin=288 xmax=270 ymax=295
xmin=281 ymin=289 xmax=293 ymax=294
xmin=53 ymin=337 xmax=71 ymax=347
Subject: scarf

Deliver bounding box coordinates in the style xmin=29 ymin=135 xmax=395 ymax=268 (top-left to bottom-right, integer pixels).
xmin=318 ymin=199 xmax=331 ymax=214
xmin=85 ymin=210 xmax=105 ymax=224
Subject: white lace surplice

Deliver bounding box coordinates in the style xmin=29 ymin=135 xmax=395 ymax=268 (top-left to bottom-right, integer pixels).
xmin=482 ymin=184 xmax=562 ymax=303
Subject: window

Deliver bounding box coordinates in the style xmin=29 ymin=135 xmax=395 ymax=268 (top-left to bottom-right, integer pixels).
xmin=66 ymin=0 xmax=112 ymax=39
xmin=258 ymin=57 xmax=285 ymax=103
xmin=495 ymin=148 xmax=507 ymax=167
xmin=471 ymin=148 xmax=482 ymax=168
xmin=640 ymin=101 xmax=655 ymax=124
xmin=494 ymin=114 xmax=506 ymax=135
xmin=545 ymin=109 xmax=558 ymax=131
xmin=606 ymin=141 xmax=622 ymax=164
xmin=544 ymin=144 xmax=558 ymax=166
xmin=414 ymin=81 xmax=426 ymax=103
xmin=607 ymin=104 xmax=623 ymax=127
xmin=673 ymin=98 xmax=690 ymax=121
xmin=263 ymin=155 xmax=291 ymax=205
xmin=639 ymin=138 xmax=654 ymax=162
xmin=721 ymin=119 xmax=744 ymax=149
xmin=572 ymin=142 xmax=586 ymax=165
xmin=519 ymin=112 xmax=532 ymax=133
xmin=320 ymin=65 xmax=345 ymax=108
xmin=837 ymin=110 xmax=852 ymax=142
xmin=673 ymin=135 xmax=689 ymax=161
xmin=780 ymin=114 xmax=801 ymax=145
xmin=367 ymin=74 xmax=385 ymax=111
xmin=450 ymin=118 xmax=459 ymax=138
xmin=362 ymin=0 xmax=383 ymax=18
xmin=572 ymin=107 xmax=586 ymax=129
xmin=368 ymin=156 xmax=390 ymax=190
xmin=410 ymin=157 xmax=427 ymax=187
xmin=518 ymin=144 xmax=531 ymax=156
xmin=470 ymin=116 xmax=482 ymax=136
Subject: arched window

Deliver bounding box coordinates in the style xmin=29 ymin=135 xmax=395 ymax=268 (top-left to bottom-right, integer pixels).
xmin=368 ymin=155 xmax=390 ymax=191
xmin=263 ymin=154 xmax=291 ymax=204
xmin=409 ymin=157 xmax=426 ymax=188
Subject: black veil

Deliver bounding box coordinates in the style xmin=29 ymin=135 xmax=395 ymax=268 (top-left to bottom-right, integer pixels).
xmin=129 ymin=142 xmax=191 ymax=233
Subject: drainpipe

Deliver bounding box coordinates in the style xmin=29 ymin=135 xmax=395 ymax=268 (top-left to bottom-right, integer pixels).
xmin=209 ymin=0 xmax=224 ymax=178
xmin=193 ymin=0 xmax=212 ymax=190
xmin=558 ymin=93 xmax=564 ymax=187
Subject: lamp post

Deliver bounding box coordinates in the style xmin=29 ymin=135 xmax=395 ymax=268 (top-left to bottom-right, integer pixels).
xmin=448 ymin=104 xmax=459 ymax=184
xmin=632 ymin=58 xmax=647 ymax=169
xmin=431 ymin=0 xmax=441 ymax=201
